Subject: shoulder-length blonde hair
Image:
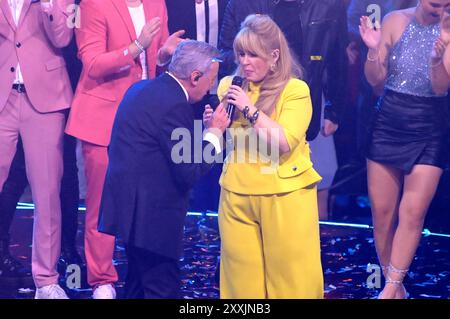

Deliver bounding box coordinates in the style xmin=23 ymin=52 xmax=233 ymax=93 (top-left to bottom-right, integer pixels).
xmin=233 ymin=14 xmax=304 ymax=116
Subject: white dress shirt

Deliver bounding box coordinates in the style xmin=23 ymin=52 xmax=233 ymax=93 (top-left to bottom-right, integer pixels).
xmin=195 ymin=0 xmax=219 ymax=47
xmin=128 ymin=3 xmax=148 ymax=80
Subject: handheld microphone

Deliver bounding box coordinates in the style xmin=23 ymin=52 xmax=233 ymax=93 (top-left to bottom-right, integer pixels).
xmin=226 ymin=76 xmax=244 ymax=121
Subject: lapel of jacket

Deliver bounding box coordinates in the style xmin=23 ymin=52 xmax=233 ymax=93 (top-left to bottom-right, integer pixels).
xmin=162 ymin=73 xmax=189 ymax=104
xmin=142 ymin=0 xmax=154 ymax=24
xmin=110 ymin=0 xmax=137 ymax=40
xmin=17 ymin=0 xmax=32 ymax=29
xmin=1 ymin=0 xmax=17 ymax=32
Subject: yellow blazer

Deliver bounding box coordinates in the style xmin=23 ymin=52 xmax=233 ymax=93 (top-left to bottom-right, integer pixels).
xmin=218 ymin=76 xmax=322 ymax=195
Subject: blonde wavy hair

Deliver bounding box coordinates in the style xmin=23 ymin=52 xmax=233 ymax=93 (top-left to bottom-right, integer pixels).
xmin=232 ymin=14 xmax=304 ymax=117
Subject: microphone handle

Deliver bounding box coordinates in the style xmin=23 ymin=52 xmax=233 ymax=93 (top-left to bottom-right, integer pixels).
xmin=227 ymin=104 xmax=235 ymax=119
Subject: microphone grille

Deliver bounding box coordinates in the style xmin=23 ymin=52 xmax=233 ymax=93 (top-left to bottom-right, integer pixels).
xmin=232 ymin=76 xmax=243 ymax=87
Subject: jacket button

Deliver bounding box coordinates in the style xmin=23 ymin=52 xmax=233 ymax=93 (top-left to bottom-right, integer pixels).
xmin=16 ymin=42 xmax=21 ymax=48
xmin=49 ymin=14 xmax=54 ymax=22
xmin=293 ymin=166 xmax=297 ymax=171
xmin=10 ymin=67 xmax=15 ymax=72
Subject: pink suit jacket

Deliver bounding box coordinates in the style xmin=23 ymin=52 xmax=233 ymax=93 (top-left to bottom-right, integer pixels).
xmin=65 ymin=0 xmax=169 ymax=146
xmin=0 ymin=0 xmax=74 ymax=113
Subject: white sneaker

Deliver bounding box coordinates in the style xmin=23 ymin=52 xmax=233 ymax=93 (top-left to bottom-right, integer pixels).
xmin=35 ymin=284 xmax=69 ymax=299
xmin=92 ymin=284 xmax=116 ymax=299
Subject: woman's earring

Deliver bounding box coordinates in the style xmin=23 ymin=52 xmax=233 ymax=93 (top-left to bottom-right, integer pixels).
xmin=270 ymin=63 xmax=276 ymax=72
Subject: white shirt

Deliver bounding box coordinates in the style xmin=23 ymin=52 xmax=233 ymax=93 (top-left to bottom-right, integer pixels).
xmin=167 ymin=72 xmax=222 ymax=154
xmin=8 ymin=0 xmax=53 ymax=84
xmin=128 ymin=4 xmax=148 ymax=80
xmin=9 ymin=0 xmax=25 ymax=84
xmin=195 ymin=0 xmax=219 ymax=93
xmin=8 ymin=0 xmax=24 ymax=24
xmin=195 ymin=0 xmax=219 ymax=47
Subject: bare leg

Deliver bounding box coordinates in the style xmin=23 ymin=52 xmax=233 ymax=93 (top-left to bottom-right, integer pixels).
xmin=383 ymin=164 xmax=442 ymax=298
xmin=367 ymin=160 xmax=402 ymax=278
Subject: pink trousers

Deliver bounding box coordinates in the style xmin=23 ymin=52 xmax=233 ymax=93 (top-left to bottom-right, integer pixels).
xmin=81 ymin=141 xmax=118 ymax=288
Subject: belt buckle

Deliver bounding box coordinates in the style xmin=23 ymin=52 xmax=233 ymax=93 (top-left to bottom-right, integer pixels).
xmin=15 ymin=84 xmax=25 ymax=93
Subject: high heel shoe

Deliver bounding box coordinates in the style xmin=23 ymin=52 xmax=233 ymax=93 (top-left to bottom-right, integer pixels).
xmin=378 ymin=263 xmax=409 ymax=299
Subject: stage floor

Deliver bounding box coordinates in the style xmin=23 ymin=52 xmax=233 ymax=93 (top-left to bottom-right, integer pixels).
xmin=1 ymin=207 xmax=449 ymax=299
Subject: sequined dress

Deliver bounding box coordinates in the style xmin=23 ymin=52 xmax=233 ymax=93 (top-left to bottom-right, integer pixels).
xmin=367 ymin=17 xmax=449 ymax=172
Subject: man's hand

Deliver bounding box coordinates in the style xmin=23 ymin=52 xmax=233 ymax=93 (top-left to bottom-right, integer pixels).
xmin=203 ymin=104 xmax=214 ymax=128
xmin=158 ymin=30 xmax=186 ymax=64
xmin=321 ymin=119 xmax=338 ymax=137
xmin=138 ymin=17 xmax=161 ymax=49
xmin=204 ymin=103 xmax=230 ymax=135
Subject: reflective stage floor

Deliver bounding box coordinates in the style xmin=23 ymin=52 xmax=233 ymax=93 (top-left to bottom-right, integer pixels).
xmin=1 ymin=206 xmax=449 ymax=299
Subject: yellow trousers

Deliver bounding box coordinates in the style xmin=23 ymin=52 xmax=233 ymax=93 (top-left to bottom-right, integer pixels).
xmin=218 ymin=186 xmax=324 ymax=299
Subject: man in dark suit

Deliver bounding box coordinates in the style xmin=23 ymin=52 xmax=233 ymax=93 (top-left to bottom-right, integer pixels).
xmin=166 ymin=0 xmax=230 ymax=214
xmin=98 ymin=40 xmax=229 ymax=299
xmin=166 ymin=0 xmax=228 ymax=48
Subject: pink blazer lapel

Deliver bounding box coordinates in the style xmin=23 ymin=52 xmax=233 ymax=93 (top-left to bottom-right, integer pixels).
xmin=17 ymin=0 xmax=32 ymax=29
xmin=1 ymin=0 xmax=17 ymax=31
xmin=142 ymin=0 xmax=155 ymax=22
xmin=110 ymin=0 xmax=137 ymax=40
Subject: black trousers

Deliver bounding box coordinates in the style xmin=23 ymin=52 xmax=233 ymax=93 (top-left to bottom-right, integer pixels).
xmin=125 ymin=245 xmax=180 ymax=299
xmin=0 ymin=132 xmax=79 ymax=250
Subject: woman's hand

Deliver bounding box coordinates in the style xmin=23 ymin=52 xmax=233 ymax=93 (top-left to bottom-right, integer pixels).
xmin=431 ymin=37 xmax=447 ymax=61
xmin=430 ymin=11 xmax=450 ymax=95
xmin=359 ymin=16 xmax=381 ymax=50
xmin=440 ymin=10 xmax=450 ymax=45
xmin=226 ymin=85 xmax=252 ymax=112
xmin=442 ymin=11 xmax=450 ymax=75
xmin=203 ymin=104 xmax=214 ymax=128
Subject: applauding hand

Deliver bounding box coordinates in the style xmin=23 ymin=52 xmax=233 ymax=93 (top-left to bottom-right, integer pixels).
xmin=359 ymin=16 xmax=381 ymax=50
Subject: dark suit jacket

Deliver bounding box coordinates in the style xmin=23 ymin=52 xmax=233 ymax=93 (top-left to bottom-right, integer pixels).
xmin=98 ymin=73 xmax=216 ymax=260
xmin=165 ymin=0 xmax=228 ymax=46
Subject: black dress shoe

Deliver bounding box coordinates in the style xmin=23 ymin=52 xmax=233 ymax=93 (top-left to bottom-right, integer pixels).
xmin=58 ymin=246 xmax=89 ymax=290
xmin=0 ymin=254 xmax=31 ymax=278
xmin=0 ymin=253 xmax=33 ymax=287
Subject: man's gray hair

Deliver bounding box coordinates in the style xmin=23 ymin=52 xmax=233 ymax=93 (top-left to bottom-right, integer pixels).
xmin=168 ymin=40 xmax=220 ymax=80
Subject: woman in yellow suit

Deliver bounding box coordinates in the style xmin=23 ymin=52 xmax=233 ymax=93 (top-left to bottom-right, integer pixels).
xmin=210 ymin=14 xmax=324 ymax=299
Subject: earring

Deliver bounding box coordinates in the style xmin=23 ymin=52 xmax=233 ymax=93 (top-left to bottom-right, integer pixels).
xmin=270 ymin=63 xmax=276 ymax=72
